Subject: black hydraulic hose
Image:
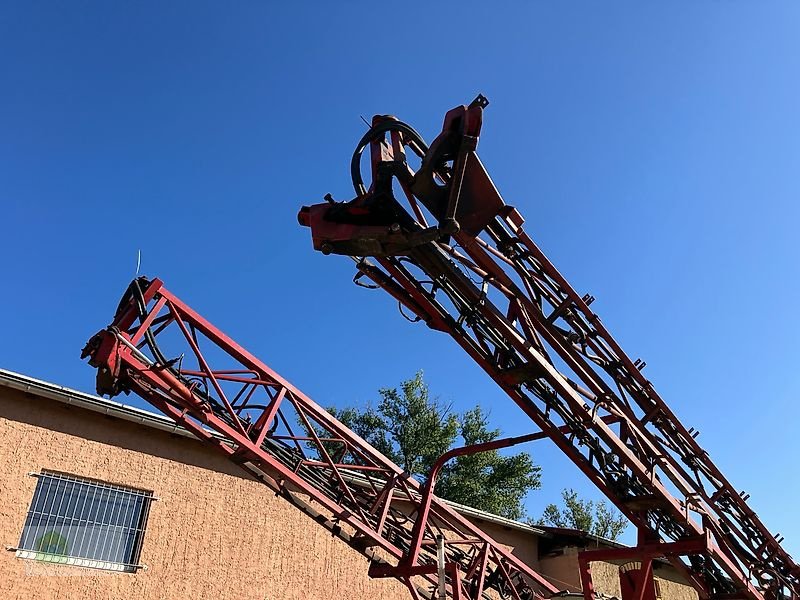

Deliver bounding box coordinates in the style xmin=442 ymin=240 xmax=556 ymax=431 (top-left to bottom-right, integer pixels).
xmin=131 ymin=278 xmax=170 ymax=367
xmin=124 ymin=278 xmax=234 ymax=426
xmin=350 ymin=119 xmax=429 ymax=196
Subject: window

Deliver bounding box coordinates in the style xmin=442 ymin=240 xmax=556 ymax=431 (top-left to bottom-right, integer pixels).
xmin=16 ymin=471 xmax=154 ymax=572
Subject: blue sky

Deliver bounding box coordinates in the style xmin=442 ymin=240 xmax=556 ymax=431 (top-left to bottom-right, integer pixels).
xmin=1 ymin=3 xmax=799 ymax=552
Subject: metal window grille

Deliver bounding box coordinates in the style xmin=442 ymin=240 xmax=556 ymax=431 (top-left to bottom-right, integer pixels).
xmin=15 ymin=470 xmax=154 ymax=572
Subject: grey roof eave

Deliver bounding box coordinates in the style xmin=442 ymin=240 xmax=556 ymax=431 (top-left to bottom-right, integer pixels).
xmin=0 ymin=368 xmax=551 ymax=537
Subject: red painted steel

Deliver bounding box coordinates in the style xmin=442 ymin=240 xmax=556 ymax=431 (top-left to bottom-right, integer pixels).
xmin=299 ymin=96 xmax=800 ymax=600
xmin=82 ymin=277 xmax=560 ymax=600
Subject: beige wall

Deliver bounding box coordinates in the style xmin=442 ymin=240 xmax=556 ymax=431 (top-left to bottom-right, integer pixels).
xmin=467 ymin=519 xmax=540 ymax=572
xmin=0 ymin=385 xmax=702 ymax=600
xmin=539 ymin=546 xmax=621 ymax=595
xmin=0 ymin=388 xmax=410 ymax=600
xmin=539 ymin=546 xmax=699 ymax=600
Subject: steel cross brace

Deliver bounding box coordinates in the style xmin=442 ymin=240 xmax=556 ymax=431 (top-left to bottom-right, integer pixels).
xmin=578 ymin=534 xmax=720 ymax=600
xmin=298 ymin=96 xmax=799 ymax=600
xmin=82 ymin=276 xmax=560 ymax=600
xmin=371 ymin=431 xmax=549 ymax=599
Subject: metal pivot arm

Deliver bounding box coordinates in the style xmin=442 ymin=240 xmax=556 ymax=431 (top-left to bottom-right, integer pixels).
xmin=383 ymin=431 xmax=546 ymax=598
xmin=402 ymin=417 xmax=620 ymax=589
xmin=81 ymin=276 xmax=560 ymax=600
xmin=299 ymin=97 xmax=800 ymax=600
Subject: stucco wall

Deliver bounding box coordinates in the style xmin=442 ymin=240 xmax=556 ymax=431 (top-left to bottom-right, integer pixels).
xmin=539 ymin=546 xmax=699 ymax=600
xmin=0 ymin=388 xmax=410 ymax=600
xmin=540 ymin=547 xmax=621 ymax=595
xmin=467 ymin=519 xmax=540 ymax=572
xmin=0 ymin=383 xmax=704 ymax=600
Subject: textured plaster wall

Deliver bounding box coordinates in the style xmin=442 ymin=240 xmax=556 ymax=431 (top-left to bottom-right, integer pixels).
xmin=0 ymin=386 xmax=703 ymax=600
xmin=539 ymin=547 xmax=593 ymax=594
xmin=0 ymin=389 xmax=410 ymax=600
xmin=650 ymin=566 xmax=701 ymax=600
xmin=539 ymin=546 xmax=699 ymax=600
xmin=468 ymin=519 xmax=540 ymax=572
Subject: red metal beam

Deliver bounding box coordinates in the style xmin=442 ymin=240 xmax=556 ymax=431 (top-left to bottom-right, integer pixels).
xmin=298 ymin=96 xmax=799 ymax=600
xmin=82 ymin=277 xmax=559 ymax=600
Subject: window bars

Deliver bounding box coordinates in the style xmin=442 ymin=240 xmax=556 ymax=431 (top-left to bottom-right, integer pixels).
xmin=14 ymin=471 xmax=153 ymax=572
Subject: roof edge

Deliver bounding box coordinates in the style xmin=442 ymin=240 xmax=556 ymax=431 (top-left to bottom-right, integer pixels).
xmin=0 ymin=368 xmax=548 ymax=536
xmin=0 ymin=368 xmax=194 ymax=438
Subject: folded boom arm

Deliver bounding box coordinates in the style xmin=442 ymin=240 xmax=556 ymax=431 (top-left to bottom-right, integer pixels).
xmin=82 ymin=276 xmax=560 ymax=600
xmin=299 ymin=96 xmax=800 ymax=600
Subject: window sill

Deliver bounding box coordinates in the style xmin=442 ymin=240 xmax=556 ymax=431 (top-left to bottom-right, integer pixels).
xmin=12 ymin=549 xmax=144 ymax=573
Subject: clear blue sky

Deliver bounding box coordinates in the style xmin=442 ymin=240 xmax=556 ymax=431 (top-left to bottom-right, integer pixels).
xmin=2 ymin=3 xmax=798 ymax=552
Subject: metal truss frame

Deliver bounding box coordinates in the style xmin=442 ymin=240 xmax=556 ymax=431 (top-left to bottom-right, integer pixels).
xmin=299 ymin=96 xmax=799 ymax=600
xmin=82 ymin=277 xmax=560 ymax=600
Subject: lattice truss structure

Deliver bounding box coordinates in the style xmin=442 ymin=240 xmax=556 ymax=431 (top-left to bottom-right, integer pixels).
xmin=298 ymin=96 xmax=800 ymax=600
xmin=82 ymin=277 xmax=560 ymax=600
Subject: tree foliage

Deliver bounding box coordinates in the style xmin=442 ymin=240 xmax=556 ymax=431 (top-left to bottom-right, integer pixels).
xmin=330 ymin=372 xmax=541 ymax=520
xmin=538 ymin=488 xmax=628 ymax=540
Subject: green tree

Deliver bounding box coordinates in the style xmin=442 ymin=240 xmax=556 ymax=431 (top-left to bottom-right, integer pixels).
xmin=331 ymin=371 xmax=541 ymax=520
xmin=436 ymin=407 xmax=541 ymax=520
xmin=537 ymin=488 xmax=628 ymax=540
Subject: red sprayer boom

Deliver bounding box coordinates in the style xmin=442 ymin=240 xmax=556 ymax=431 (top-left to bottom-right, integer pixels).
xmin=299 ymin=96 xmax=799 ymax=600
xmin=82 ymin=277 xmax=559 ymax=600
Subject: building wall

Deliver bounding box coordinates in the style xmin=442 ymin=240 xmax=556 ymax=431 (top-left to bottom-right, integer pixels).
xmin=0 ymin=382 xmax=703 ymax=600
xmin=467 ymin=519 xmax=540 ymax=572
xmin=539 ymin=546 xmax=699 ymax=600
xmin=540 ymin=546 xmax=621 ymax=595
xmin=0 ymin=388 xmax=410 ymax=600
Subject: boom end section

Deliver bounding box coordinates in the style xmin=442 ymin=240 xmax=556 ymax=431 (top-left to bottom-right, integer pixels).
xmin=81 ymin=329 xmax=126 ymax=398
xmin=299 ymin=96 xmax=505 ymax=258
xmin=81 ymin=276 xmax=164 ymax=398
